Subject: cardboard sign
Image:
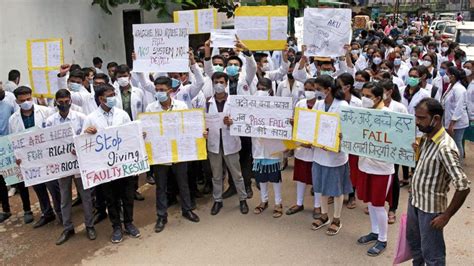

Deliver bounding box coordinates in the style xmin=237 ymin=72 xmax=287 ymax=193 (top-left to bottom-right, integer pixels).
xmin=173 ymin=8 xmax=218 ymax=34
xmin=0 ymin=135 xmax=22 ymax=186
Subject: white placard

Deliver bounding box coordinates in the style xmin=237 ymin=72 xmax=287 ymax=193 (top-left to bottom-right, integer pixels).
xmin=294 ymin=17 xmax=304 ymax=51
xmin=210 ymin=30 xmax=237 ymax=48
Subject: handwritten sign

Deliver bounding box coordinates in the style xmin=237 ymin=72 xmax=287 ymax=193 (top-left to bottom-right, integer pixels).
xmin=173 ymin=8 xmax=218 ymax=34
xmin=205 ymin=112 xmax=225 ymax=131
xmin=210 ymin=29 xmax=237 ymax=48
xmin=27 ymin=39 xmax=64 ymax=98
xmin=340 ymin=106 xmax=416 ymax=167
xmin=229 ymin=95 xmax=293 ymax=140
xmin=234 ymin=6 xmax=288 ymax=51
xmin=132 ymin=23 xmax=189 ymax=73
xmin=10 ymin=124 xmax=79 ymax=187
xmin=74 ymin=121 xmax=149 ymax=189
xmin=293 ymin=108 xmax=341 ymax=152
xmin=0 ymin=135 xmax=22 ymax=186
xmin=139 ymin=110 xmax=207 ymax=165
xmin=303 ymin=8 xmax=352 ymax=57
xmin=294 ymin=17 xmax=304 ymax=51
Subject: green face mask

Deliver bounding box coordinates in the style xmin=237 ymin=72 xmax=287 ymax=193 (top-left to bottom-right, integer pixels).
xmin=407 ymin=77 xmax=420 ymax=87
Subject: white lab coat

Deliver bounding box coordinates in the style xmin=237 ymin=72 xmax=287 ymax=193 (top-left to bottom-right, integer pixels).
xmin=276 ymin=79 xmax=305 ymax=107
xmin=82 ymin=106 xmax=131 ymax=131
xmin=467 ymin=81 xmax=474 ymax=121
xmin=58 ymin=76 xmax=97 ymax=115
xmin=440 ymin=82 xmax=469 ymax=129
xmin=206 ymin=96 xmax=241 ymax=156
xmin=113 ymin=85 xmax=145 ymax=121
xmin=8 ymin=104 xmax=52 ymax=134
xmin=400 ymin=86 xmax=430 ymax=137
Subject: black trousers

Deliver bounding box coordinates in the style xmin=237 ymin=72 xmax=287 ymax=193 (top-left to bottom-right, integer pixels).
xmin=228 ymin=137 xmax=253 ymax=188
xmin=0 ymin=178 xmax=32 ymax=213
xmin=102 ymin=177 xmax=135 ymax=227
xmin=93 ymin=184 xmax=107 ymax=214
xmin=390 ymin=164 xmax=408 ymax=212
xmin=153 ymin=163 xmax=192 ymax=218
xmin=33 ymin=180 xmax=61 ymax=218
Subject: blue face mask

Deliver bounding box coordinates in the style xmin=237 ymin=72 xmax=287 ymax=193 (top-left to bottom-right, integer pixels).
xmin=407 ymin=77 xmax=420 ymax=87
xmin=155 ymin=91 xmax=168 ymax=103
xmin=439 ymin=68 xmax=446 ymax=77
xmin=396 ymin=39 xmax=404 ymax=45
xmin=105 ymin=96 xmax=116 ymax=108
xmin=171 ymin=78 xmax=181 ymax=89
xmin=226 ymin=65 xmax=240 ymax=77
xmin=394 ymin=58 xmax=402 ymax=66
xmin=68 ymin=82 xmax=82 ymax=92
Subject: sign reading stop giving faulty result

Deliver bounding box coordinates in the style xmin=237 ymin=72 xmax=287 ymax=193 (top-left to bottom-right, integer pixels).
xmin=133 ymin=23 xmax=189 ymax=73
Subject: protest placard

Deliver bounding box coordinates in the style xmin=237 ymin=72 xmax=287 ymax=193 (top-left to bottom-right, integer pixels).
xmin=10 ymin=123 xmax=79 ymax=187
xmin=228 ymin=95 xmax=293 ymax=140
xmin=303 ymin=8 xmax=352 ymax=57
xmin=139 ymin=109 xmax=207 ymax=165
xmin=173 ymin=8 xmax=218 ymax=34
xmin=27 ymin=38 xmax=64 ymax=98
xmin=132 ymin=23 xmax=189 ymax=73
xmin=292 ymin=108 xmax=341 ymax=152
xmin=0 ymin=135 xmax=22 ymax=186
xmin=74 ymin=121 xmax=149 ymax=189
xmin=205 ymin=112 xmax=225 ymax=131
xmin=234 ymin=6 xmax=288 ymax=51
xmin=294 ymin=17 xmax=304 ymax=51
xmin=210 ymin=30 xmax=237 ymax=48
xmin=340 ymin=106 xmax=416 ymax=167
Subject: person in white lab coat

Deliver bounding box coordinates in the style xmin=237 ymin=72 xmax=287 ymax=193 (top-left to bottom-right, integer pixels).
xmin=432 ymin=61 xmax=455 ymax=102
xmin=205 ymin=72 xmax=249 ymax=216
xmin=57 ymin=65 xmax=98 ymax=115
xmin=464 ymin=61 xmax=474 ymax=143
xmin=4 ymin=70 xmax=20 ymax=93
xmin=276 ymin=63 xmax=305 ymax=107
xmin=399 ymin=67 xmax=430 ymax=120
xmin=82 ymin=84 xmax=141 ymax=244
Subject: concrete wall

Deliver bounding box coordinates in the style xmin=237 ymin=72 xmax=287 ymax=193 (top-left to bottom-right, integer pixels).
xmin=0 ymin=0 xmax=173 ymax=86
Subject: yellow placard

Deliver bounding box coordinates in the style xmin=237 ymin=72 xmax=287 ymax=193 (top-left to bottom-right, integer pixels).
xmin=26 ymin=38 xmax=64 ymax=98
xmin=173 ymin=8 xmax=218 ymax=34
xmin=234 ymin=6 xmax=288 ymax=51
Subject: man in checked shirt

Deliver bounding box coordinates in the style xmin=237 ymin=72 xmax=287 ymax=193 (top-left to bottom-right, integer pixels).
xmin=408 ymin=98 xmax=470 ymax=265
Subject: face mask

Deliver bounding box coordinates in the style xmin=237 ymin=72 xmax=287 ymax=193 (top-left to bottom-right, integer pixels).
xmin=261 ymin=63 xmax=271 ymax=72
xmin=417 ymin=45 xmax=424 ymax=51
xmin=351 ymin=50 xmax=359 ymax=55
xmin=407 ymin=77 xmax=420 ymax=87
xmin=213 ymin=65 xmax=224 ymax=73
xmin=105 ymin=96 xmax=116 ymax=108
xmin=394 ymin=58 xmax=402 ymax=66
xmin=19 ymin=100 xmax=33 ymax=111
xmin=422 ymin=60 xmax=432 ymax=67
xmin=314 ymin=91 xmax=326 ymax=100
xmin=362 ymin=52 xmax=367 ymax=58
xmin=463 ymin=68 xmax=472 ymax=77
xmin=354 ymin=81 xmax=364 ymax=90
xmin=117 ymin=77 xmax=130 ymax=87
xmin=68 ymin=82 xmax=82 ymax=92
xmin=57 ymin=103 xmax=71 ymax=112
xmin=372 ymin=57 xmax=382 ymax=65
xmin=171 ymin=78 xmax=181 ymax=89
xmin=155 ymin=91 xmax=168 ymax=102
xmin=443 ymin=75 xmax=450 ymax=83
xmin=411 ymin=56 xmax=418 ymax=62
xmin=439 ymin=68 xmax=446 ymax=76
xmin=383 ymin=93 xmax=389 ymax=101
xmin=361 ymin=96 xmax=374 ymax=108
xmin=418 ymin=117 xmax=436 ymax=134
xmin=214 ymin=83 xmax=226 ymax=94
xmin=441 ymin=47 xmax=449 ymax=53
xmin=226 ymin=65 xmax=240 ymax=77
xmin=255 ymin=90 xmax=269 ymax=97
xmin=380 ymin=68 xmax=390 ymax=73
xmin=287 ymin=73 xmax=294 ymax=80
xmin=320 ymin=70 xmax=334 ymax=76
xmin=304 ymin=90 xmax=316 ymax=100
xmin=88 ymin=79 xmax=93 ymax=85
xmin=288 ymin=56 xmax=296 ymax=63
xmin=396 ymin=40 xmax=404 ymax=45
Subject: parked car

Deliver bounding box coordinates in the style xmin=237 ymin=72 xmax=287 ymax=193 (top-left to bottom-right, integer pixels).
xmin=440 ymin=22 xmax=457 ymax=41
xmin=455 ymin=21 xmax=474 ymax=60
xmin=429 ymin=20 xmax=455 ymax=36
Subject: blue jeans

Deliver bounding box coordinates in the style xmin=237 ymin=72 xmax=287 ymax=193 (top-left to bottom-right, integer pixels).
xmin=406 ymin=201 xmax=446 ymax=266
xmin=453 ymin=129 xmax=465 ymax=162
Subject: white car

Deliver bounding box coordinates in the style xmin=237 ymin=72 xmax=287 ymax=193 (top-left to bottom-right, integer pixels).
xmin=440 ymin=22 xmax=458 ymax=41
xmin=455 ymin=22 xmax=474 ymax=60
xmin=429 ymin=20 xmax=455 ymax=36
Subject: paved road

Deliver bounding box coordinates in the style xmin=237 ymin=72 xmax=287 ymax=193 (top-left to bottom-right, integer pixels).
xmin=1 ymin=143 xmax=473 ymax=265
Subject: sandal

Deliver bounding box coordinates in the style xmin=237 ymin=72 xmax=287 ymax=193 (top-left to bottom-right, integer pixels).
xmin=367 ymin=241 xmax=387 ymax=257
xmin=312 ymin=207 xmax=322 ymax=219
xmin=311 ymin=216 xmax=329 ymax=230
xmin=285 ymin=205 xmax=304 ymax=215
xmin=388 ymin=211 xmax=396 ymax=224
xmin=364 ymin=206 xmax=369 ymax=215
xmin=326 ymin=219 xmax=342 ymax=236
xmin=254 ymin=202 xmax=268 ymax=214
xmin=346 ymin=198 xmax=356 ymax=209
xmin=273 ymin=204 xmax=283 ymax=218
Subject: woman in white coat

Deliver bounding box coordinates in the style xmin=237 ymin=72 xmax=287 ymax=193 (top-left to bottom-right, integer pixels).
xmin=432 ymin=61 xmax=455 ymax=101
xmin=441 ymin=67 xmax=469 ymax=159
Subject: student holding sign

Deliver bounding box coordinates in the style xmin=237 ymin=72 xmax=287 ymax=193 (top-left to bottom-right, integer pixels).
xmin=356 ymin=83 xmax=395 ymax=257
xmin=310 ymin=75 xmax=352 ymax=235
xmin=9 ymin=86 xmax=62 ymax=229
xmin=144 ymin=77 xmax=200 ymax=233
xmin=82 ymin=84 xmax=140 ymax=244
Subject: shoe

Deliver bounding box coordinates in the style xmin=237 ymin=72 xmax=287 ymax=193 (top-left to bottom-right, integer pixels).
xmin=240 ymin=200 xmax=249 ymax=214
xmin=182 ymin=210 xmax=200 ymax=223
xmin=71 ymin=196 xmax=82 ymax=207
xmin=0 ymin=212 xmax=12 ymax=223
xmin=222 ymin=186 xmax=237 ymax=199
xmin=33 ymin=215 xmax=56 ymax=228
xmin=8 ymin=187 xmax=16 ymax=197
xmin=245 ymin=186 xmax=253 ymax=199
xmin=154 ymin=217 xmax=168 ymax=233
xmin=146 ymin=175 xmax=156 ymax=185
xmin=86 ymin=226 xmax=97 ymax=240
xmin=111 ymin=226 xmax=123 ymax=243
xmin=124 ymin=223 xmax=141 ymax=238
xmin=357 ymin=233 xmax=379 ymax=245
xmin=93 ymin=212 xmax=108 ymax=225
xmin=286 ymin=205 xmax=304 ymax=215
xmin=134 ymin=191 xmax=145 ymax=201
xmin=55 ymin=229 xmax=75 ymax=245
xmin=24 ymin=211 xmax=34 ymax=224
xmin=211 ymin=202 xmax=223 ymax=215
xmin=367 ymin=241 xmax=387 ymax=256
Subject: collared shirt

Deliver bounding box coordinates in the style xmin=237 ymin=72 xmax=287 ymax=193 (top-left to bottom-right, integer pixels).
xmin=83 ymin=106 xmax=131 ymax=132
xmin=121 ymin=89 xmax=133 ymax=120
xmin=145 ymin=99 xmax=188 ymax=113
xmin=21 ymin=112 xmax=35 ymax=129
xmin=411 ymin=127 xmax=470 ymax=213
xmin=103 ymin=107 xmax=114 ymax=126
xmin=45 ymin=110 xmax=86 ymax=135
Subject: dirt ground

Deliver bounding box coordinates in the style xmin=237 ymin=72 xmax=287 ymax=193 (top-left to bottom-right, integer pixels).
xmin=1 ymin=143 xmax=473 ymax=265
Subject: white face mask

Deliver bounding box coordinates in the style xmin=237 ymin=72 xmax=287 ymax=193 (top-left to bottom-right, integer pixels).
xmin=255 ymin=90 xmax=269 ymax=97
xmin=441 ymin=47 xmax=449 ymax=53
xmin=19 ymin=100 xmax=34 ymax=111
xmin=304 ymin=90 xmax=316 ymax=100
xmin=214 ymin=83 xmax=226 ymax=94
xmin=261 ymin=63 xmax=271 ymax=72
xmin=443 ymin=75 xmax=450 ymax=83
xmin=314 ymin=91 xmax=326 ymax=100
xmin=354 ymin=81 xmax=364 ymax=90
xmin=361 ymin=96 xmax=374 ymax=108
xmin=463 ymin=68 xmax=472 ymax=77
xmin=422 ymin=60 xmax=432 ymax=67
xmin=117 ymin=77 xmax=130 ymax=87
